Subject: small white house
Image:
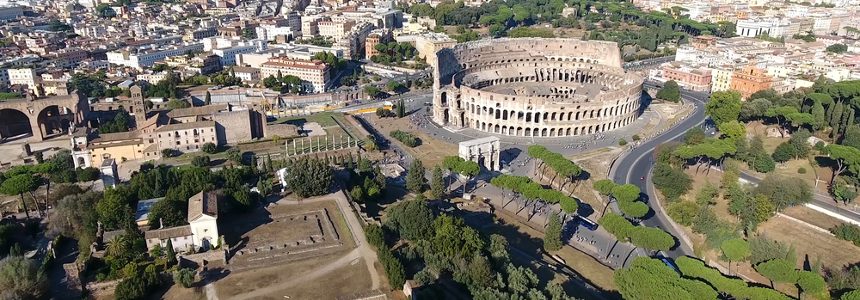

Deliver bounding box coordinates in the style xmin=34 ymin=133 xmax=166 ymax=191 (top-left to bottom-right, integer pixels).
xmin=188 ymin=191 xmax=219 ymax=250
xmin=144 ymin=190 xmax=220 ymax=252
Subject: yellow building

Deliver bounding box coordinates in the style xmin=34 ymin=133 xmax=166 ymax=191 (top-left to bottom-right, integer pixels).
xmin=710 ymin=67 xmax=734 ymax=92
xmin=86 ymin=131 xmax=155 ymax=167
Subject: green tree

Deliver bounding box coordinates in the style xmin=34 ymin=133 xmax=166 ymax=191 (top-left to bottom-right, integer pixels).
xmin=614 ymin=257 xmax=717 ymax=300
xmin=721 ymin=238 xmax=751 ymax=274
xmin=718 ymin=121 xmax=746 ymax=141
xmin=611 ymin=184 xmax=641 ymax=203
xmin=656 ymin=80 xmax=681 ymax=102
xmin=165 ymin=239 xmax=177 ymax=266
xmin=842 ymin=125 xmax=860 ymax=149
xmin=705 ymin=91 xmax=742 ymax=125
xmin=226 ymin=148 xmax=242 ymax=164
xmin=753 ymin=175 xmax=812 ymax=210
xmin=593 ymin=179 xmax=617 ymax=196
xmin=0 ymin=174 xmax=38 ymax=219
xmin=191 ymin=155 xmax=210 ymax=167
xmin=406 ymin=159 xmax=427 ymax=193
xmin=827 ymin=43 xmax=848 ymax=53
xmin=173 ymin=268 xmax=195 ymax=288
xmin=755 ymin=258 xmax=798 ymax=287
xmin=667 ymin=201 xmax=700 ymax=226
xmin=285 ymin=158 xmax=333 ymax=198
xmin=384 ymin=200 xmax=435 ymax=241
xmin=544 ymin=212 xmax=563 ymax=251
xmin=397 ymin=99 xmax=406 ymax=117
xmin=202 ymin=142 xmax=218 ymax=154
xmin=772 ymin=142 xmax=796 ymax=163
xmin=430 ymin=165 xmax=445 ymax=199
xmin=166 ymin=99 xmax=190 ymax=109
xmin=825 ymin=144 xmax=860 ymax=185
xmin=796 ymin=271 xmax=827 ymax=298
xmin=0 ymin=255 xmax=47 ymax=299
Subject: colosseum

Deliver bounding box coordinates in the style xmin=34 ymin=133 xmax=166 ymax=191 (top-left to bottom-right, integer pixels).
xmin=431 ymin=38 xmax=644 ymax=137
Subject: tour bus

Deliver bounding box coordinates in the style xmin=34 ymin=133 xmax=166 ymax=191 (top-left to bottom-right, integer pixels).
xmin=656 ymin=253 xmax=680 ymax=274
xmin=578 ymin=215 xmax=598 ymax=231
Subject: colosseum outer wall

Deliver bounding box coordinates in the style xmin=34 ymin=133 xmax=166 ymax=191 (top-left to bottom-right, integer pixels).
xmin=431 ymin=38 xmax=643 ymax=138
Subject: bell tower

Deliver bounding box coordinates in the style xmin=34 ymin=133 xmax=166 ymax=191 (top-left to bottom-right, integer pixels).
xmin=130 ymin=85 xmax=147 ymax=128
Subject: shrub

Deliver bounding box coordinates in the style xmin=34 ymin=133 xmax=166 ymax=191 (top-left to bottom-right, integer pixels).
xmin=226 ymin=148 xmax=242 ymax=164
xmin=202 ymin=142 xmax=218 ymax=154
xmin=797 ymin=167 xmax=807 ymax=174
xmin=161 ymin=149 xmax=175 ymax=158
xmin=191 ymin=156 xmax=210 ymax=167
xmin=831 ymin=223 xmax=860 ymax=246
xmin=76 ymin=167 xmax=101 ymax=182
xmin=668 ymin=201 xmax=700 ymax=226
xmin=632 ymin=135 xmax=641 ymax=141
xmin=173 ymin=268 xmax=195 ymax=288
xmin=619 ymin=139 xmax=628 ymax=146
xmin=390 ymin=130 xmax=420 ymax=147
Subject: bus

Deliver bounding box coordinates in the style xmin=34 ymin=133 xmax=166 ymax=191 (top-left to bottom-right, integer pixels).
xmin=656 ymin=253 xmax=680 ymax=274
xmin=578 ymin=215 xmax=598 ymax=231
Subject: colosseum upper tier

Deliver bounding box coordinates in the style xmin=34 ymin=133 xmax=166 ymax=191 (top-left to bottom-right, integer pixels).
xmin=431 ymin=38 xmax=644 ymax=138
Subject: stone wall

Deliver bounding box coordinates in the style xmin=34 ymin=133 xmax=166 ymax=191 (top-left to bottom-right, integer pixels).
xmin=180 ymin=249 xmax=227 ymax=267
xmin=212 ymin=109 xmax=264 ymax=144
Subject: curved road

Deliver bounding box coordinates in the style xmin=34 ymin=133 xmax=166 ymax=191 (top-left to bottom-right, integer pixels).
xmin=611 ymin=83 xmax=711 ymax=258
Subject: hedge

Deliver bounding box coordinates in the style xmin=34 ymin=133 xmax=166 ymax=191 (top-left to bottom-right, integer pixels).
xmin=675 ymin=256 xmax=791 ymax=300
xmin=390 ymin=130 xmax=420 ymax=147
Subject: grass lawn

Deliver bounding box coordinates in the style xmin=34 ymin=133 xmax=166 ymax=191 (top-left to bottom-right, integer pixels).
xmin=367 ymin=114 xmax=456 ymax=168
xmin=758 ymin=215 xmax=860 ymax=270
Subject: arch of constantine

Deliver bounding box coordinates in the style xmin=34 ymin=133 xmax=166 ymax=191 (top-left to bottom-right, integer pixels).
xmin=431 ymin=38 xmax=644 ymax=137
xmin=0 ymin=92 xmax=89 ymax=142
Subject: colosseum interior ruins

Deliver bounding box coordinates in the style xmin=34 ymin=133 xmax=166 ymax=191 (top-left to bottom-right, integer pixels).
xmin=431 ymin=38 xmax=644 ymax=138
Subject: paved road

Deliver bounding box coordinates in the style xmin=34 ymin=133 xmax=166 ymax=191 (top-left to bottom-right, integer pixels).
xmin=610 ymin=83 xmax=711 ymax=258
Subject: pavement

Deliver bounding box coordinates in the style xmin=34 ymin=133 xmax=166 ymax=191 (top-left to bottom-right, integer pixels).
xmin=610 ymin=84 xmax=711 ymax=258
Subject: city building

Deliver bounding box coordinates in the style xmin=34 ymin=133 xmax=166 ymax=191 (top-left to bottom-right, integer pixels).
xmin=730 ymin=65 xmax=774 ymax=99
xmin=107 ymin=43 xmax=205 ymax=69
xmin=144 ymin=190 xmax=220 ymax=252
xmin=259 ymin=57 xmax=330 ymax=92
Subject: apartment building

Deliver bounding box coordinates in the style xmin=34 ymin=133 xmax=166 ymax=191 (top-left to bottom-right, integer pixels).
xmin=660 ymin=63 xmax=713 ymax=92
xmin=730 ymin=65 xmax=774 ymax=99
xmin=156 ymin=121 xmax=218 ymax=153
xmin=259 ymin=57 xmax=330 ymax=93
xmin=107 ymin=43 xmax=204 ymax=69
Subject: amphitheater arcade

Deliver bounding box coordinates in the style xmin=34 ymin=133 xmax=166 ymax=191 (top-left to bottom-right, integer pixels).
xmin=431 ymin=38 xmax=644 ymax=137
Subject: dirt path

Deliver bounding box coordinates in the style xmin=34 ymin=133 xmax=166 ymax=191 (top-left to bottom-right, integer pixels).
xmin=204 ymin=282 xmax=219 ymax=300
xmin=329 ymin=191 xmax=381 ymax=290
